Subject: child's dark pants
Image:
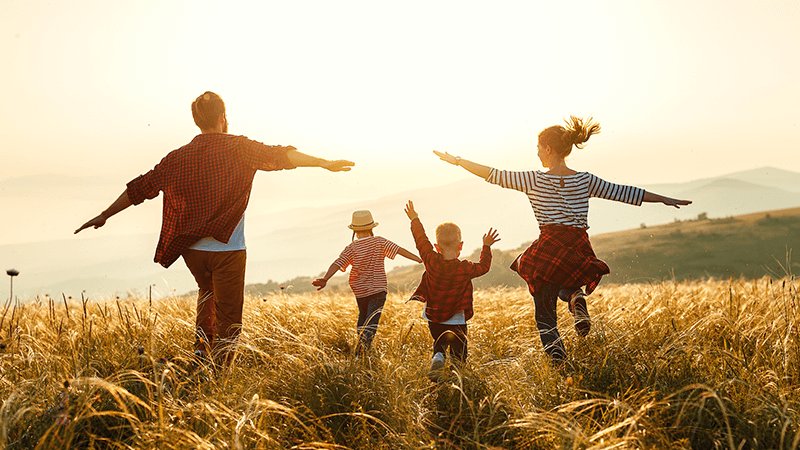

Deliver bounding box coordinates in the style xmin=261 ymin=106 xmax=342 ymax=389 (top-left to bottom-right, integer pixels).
xmin=428 ymin=322 xmax=468 ymax=363
xmin=532 ymin=283 xmax=582 ymax=363
xmin=356 ymin=291 xmax=386 ymax=350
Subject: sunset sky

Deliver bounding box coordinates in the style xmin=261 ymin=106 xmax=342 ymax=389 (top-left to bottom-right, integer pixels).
xmin=2 ymin=0 xmax=800 ymax=241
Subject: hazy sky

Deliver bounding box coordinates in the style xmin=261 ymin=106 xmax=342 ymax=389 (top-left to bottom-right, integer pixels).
xmin=2 ymin=0 xmax=799 ymax=203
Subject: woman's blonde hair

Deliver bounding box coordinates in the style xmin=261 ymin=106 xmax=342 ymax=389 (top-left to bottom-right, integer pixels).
xmin=538 ymin=116 xmax=601 ymax=157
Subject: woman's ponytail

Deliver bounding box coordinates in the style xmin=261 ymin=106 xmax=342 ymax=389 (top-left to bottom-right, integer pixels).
xmin=539 ymin=116 xmax=601 ymax=157
xmin=564 ymin=116 xmax=601 ymax=149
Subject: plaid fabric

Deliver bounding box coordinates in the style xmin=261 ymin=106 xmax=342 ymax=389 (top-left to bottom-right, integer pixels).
xmin=127 ymin=133 xmax=295 ymax=267
xmin=511 ymin=224 xmax=609 ymax=296
xmin=409 ymin=218 xmax=492 ymax=323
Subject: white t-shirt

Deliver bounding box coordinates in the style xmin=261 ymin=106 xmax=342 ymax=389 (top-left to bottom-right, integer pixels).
xmin=189 ymin=215 xmax=246 ymax=251
xmin=422 ymin=309 xmax=467 ymax=325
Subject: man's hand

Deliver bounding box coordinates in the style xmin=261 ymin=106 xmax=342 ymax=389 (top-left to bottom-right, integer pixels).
xmin=483 ymin=228 xmax=500 ymax=246
xmin=321 ymin=160 xmax=355 ymax=172
xmin=433 ymin=150 xmax=459 ymax=166
xmin=74 ymin=214 xmax=107 ymax=234
xmin=311 ymin=278 xmax=328 ymax=291
xmin=404 ymin=200 xmax=419 ymax=221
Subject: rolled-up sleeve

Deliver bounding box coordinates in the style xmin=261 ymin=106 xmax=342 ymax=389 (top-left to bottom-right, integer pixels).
xmin=239 ymin=137 xmax=297 ymax=171
xmin=383 ymin=238 xmax=400 ymax=259
xmin=333 ymin=246 xmax=353 ymax=271
xmin=126 ymin=160 xmax=166 ymax=205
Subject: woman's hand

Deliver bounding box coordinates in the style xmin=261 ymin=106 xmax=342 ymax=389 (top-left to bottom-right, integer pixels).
xmin=433 ymin=150 xmax=460 ymax=166
xmin=643 ymin=191 xmax=692 ymax=209
xmin=663 ymin=197 xmax=692 ymax=208
xmin=311 ymin=278 xmax=327 ymax=290
xmin=433 ymin=150 xmax=492 ymax=179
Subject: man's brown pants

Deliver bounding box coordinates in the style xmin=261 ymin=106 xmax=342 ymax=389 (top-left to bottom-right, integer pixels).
xmin=182 ymin=249 xmax=247 ymax=362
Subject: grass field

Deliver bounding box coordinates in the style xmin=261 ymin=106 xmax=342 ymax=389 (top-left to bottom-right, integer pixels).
xmin=1 ymin=278 xmax=799 ymax=449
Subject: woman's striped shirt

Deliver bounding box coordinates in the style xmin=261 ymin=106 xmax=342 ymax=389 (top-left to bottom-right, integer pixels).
xmin=334 ymin=236 xmax=400 ymax=298
xmin=486 ymin=169 xmax=645 ymax=228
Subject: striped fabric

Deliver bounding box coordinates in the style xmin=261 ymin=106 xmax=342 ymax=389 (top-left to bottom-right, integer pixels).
xmin=486 ymin=169 xmax=645 ymax=228
xmin=334 ymin=236 xmax=400 ymax=298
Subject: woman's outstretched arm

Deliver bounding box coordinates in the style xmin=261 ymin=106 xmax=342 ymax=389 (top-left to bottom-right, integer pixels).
xmin=433 ymin=150 xmax=492 ymax=180
xmin=643 ymin=191 xmax=692 ymax=208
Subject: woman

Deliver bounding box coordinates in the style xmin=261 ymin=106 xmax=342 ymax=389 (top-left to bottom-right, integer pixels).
xmin=434 ymin=117 xmax=691 ymax=362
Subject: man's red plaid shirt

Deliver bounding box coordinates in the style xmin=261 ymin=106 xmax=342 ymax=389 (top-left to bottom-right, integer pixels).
xmin=409 ymin=218 xmax=492 ymax=323
xmin=126 ymin=133 xmax=295 ymax=268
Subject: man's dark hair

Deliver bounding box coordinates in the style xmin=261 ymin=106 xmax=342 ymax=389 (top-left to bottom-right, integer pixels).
xmin=191 ymin=91 xmax=225 ymax=130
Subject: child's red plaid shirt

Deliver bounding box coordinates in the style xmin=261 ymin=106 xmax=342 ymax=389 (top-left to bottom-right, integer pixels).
xmin=409 ymin=218 xmax=492 ymax=323
xmin=126 ymin=133 xmax=295 ymax=267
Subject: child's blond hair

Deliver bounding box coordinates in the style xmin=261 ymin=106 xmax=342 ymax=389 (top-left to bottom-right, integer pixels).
xmin=435 ymin=222 xmax=462 ymax=249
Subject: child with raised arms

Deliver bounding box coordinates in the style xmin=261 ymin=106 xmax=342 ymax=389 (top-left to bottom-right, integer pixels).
xmin=433 ymin=117 xmax=691 ymax=363
xmin=313 ymin=210 xmax=422 ymax=353
xmin=404 ymin=200 xmax=500 ymax=378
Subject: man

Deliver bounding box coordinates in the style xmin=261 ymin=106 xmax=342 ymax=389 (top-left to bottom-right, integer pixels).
xmin=75 ymin=91 xmax=354 ymax=364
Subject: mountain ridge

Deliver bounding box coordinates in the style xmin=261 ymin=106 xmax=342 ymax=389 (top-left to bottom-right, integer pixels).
xmin=3 ymin=166 xmax=799 ymax=298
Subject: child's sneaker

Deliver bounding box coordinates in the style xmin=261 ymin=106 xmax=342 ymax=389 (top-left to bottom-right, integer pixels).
xmin=428 ymin=352 xmax=446 ymax=381
xmin=568 ymin=292 xmax=591 ymax=337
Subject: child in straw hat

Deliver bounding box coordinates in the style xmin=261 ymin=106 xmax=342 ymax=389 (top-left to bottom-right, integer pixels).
xmin=313 ymin=210 xmax=422 ymax=352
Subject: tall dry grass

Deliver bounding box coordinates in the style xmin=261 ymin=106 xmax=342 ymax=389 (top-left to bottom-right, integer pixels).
xmin=0 ymin=278 xmax=798 ymax=449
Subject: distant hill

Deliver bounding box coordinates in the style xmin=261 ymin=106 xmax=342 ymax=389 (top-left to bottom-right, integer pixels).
xmin=593 ymin=207 xmax=800 ymax=283
xmin=3 ymin=167 xmax=800 ymax=299
xmin=254 ymin=207 xmax=800 ymax=296
xmin=646 ymin=166 xmax=800 ymax=194
xmin=231 ymin=165 xmax=800 ymax=293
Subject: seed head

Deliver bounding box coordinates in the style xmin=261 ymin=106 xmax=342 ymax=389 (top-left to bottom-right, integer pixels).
xmin=6 ymin=269 xmax=19 ymax=277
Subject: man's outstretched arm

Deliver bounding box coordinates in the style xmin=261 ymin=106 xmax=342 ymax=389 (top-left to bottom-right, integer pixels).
xmin=286 ymin=149 xmax=354 ymax=172
xmin=74 ymin=189 xmax=133 ymax=234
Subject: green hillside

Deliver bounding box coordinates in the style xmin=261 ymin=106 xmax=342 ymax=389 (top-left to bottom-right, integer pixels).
xmin=248 ymin=208 xmax=800 ymax=296
xmin=592 ymin=208 xmax=799 ymax=283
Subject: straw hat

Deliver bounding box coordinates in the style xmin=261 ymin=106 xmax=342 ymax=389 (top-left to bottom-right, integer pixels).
xmin=348 ymin=210 xmax=378 ymax=231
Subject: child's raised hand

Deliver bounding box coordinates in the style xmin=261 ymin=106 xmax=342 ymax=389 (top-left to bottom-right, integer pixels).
xmin=433 ymin=150 xmax=459 ymax=166
xmin=404 ymin=200 xmax=419 ymax=220
xmin=312 ymin=278 xmax=327 ymax=291
xmin=483 ymin=228 xmax=501 ymax=246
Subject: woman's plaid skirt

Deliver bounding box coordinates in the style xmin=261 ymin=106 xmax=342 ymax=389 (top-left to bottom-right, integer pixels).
xmin=511 ymin=224 xmax=610 ymax=296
